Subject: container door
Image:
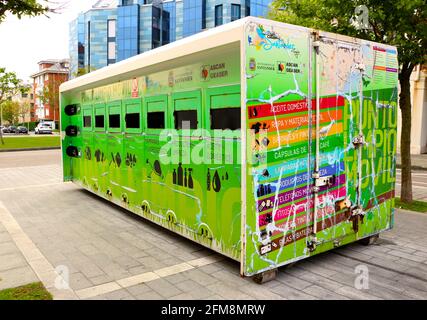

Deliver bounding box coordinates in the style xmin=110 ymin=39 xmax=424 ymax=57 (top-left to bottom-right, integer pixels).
xmin=310 ymin=33 xmax=397 ymax=249
xmin=142 ymin=94 xmax=170 ymax=217
xmin=81 ymin=104 xmax=93 ymax=187
xmin=243 ymin=21 xmax=313 ymax=276
xmin=205 ymin=85 xmax=242 ymax=253
xmin=106 ymin=100 xmax=124 ymax=200
xmin=93 ymin=103 xmax=107 ymax=194
xmin=122 ymin=98 xmax=143 ymax=208
xmin=307 ymin=36 xmax=362 ymax=250
xmin=169 ymin=90 xmax=202 ymax=233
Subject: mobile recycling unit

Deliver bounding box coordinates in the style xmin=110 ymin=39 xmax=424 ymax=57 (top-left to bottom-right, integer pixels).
xmin=60 ymin=17 xmax=398 ymax=281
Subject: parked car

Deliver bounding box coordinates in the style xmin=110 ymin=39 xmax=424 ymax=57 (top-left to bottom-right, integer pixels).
xmin=2 ymin=126 xmax=12 ymax=133
xmin=8 ymin=126 xmax=18 ymax=133
xmin=35 ymin=123 xmax=52 ymax=134
xmin=16 ymin=126 xmax=28 ymax=134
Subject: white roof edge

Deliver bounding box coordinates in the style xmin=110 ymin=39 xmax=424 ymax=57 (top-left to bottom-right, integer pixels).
xmin=60 ymin=16 xmax=398 ymax=93
xmin=60 ymin=17 xmax=251 ymax=93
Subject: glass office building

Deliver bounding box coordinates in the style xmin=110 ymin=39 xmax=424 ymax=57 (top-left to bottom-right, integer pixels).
xmin=69 ymin=0 xmax=272 ymax=78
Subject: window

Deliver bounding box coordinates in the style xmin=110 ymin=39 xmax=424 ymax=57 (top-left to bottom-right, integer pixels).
xmin=109 ymin=114 xmax=120 ymax=128
xmin=211 ymin=108 xmax=241 ymax=130
xmin=83 ymin=115 xmax=91 ymax=128
xmin=125 ymin=113 xmax=140 ymax=129
xmin=147 ymin=112 xmax=165 ymax=129
xmin=108 ymin=19 xmax=116 ymax=38
xmin=108 ymin=42 xmax=116 ymax=60
xmin=231 ymin=4 xmax=241 ymax=21
xmin=215 ymin=5 xmax=223 ymax=26
xmin=174 ymin=110 xmax=197 ymax=130
xmin=95 ymin=115 xmax=104 ymax=128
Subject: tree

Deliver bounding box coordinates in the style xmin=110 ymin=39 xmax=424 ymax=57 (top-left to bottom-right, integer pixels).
xmin=1 ymin=100 xmax=20 ymax=125
xmin=0 ymin=68 xmax=22 ymax=144
xmin=18 ymin=100 xmax=31 ymax=125
xmin=0 ymin=0 xmax=68 ymax=23
xmin=270 ymin=0 xmax=427 ymax=203
xmin=0 ymin=0 xmax=48 ymax=22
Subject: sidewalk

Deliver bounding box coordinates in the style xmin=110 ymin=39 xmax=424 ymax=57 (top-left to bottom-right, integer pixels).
xmin=397 ymin=153 xmax=427 ymax=171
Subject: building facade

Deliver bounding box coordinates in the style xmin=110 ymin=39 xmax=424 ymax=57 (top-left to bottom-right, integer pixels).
xmin=397 ymin=65 xmax=427 ymax=154
xmin=30 ymin=59 xmax=70 ymax=124
xmin=11 ymin=83 xmax=33 ymax=125
xmin=69 ymin=0 xmax=272 ymax=78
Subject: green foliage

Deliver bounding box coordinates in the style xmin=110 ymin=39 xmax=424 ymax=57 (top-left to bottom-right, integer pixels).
xmin=0 ymin=67 xmax=21 ymax=104
xmin=1 ymin=100 xmax=19 ymax=125
xmin=0 ymin=282 xmax=52 ymax=300
xmin=0 ymin=136 xmax=60 ymax=150
xmin=270 ymin=0 xmax=427 ymax=68
xmin=0 ymin=0 xmax=48 ymax=22
xmin=270 ymin=0 xmax=426 ymax=203
xmin=395 ymin=197 xmax=427 ymax=213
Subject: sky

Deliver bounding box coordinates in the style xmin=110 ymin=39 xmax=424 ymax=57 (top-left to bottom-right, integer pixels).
xmin=0 ymin=1 xmax=96 ymax=82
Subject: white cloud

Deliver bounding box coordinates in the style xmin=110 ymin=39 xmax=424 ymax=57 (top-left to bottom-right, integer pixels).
xmin=0 ymin=0 xmax=96 ymax=82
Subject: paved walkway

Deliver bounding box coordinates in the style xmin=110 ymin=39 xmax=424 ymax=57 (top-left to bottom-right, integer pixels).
xmin=0 ymin=150 xmax=427 ymax=300
xmin=397 ymin=153 xmax=427 ymax=171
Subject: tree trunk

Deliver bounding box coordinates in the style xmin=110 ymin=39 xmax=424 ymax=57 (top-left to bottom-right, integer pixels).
xmin=399 ymin=67 xmax=413 ymax=203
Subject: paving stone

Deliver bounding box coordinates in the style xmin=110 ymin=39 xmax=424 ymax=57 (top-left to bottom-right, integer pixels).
xmin=270 ymin=283 xmax=316 ymax=300
xmin=291 ymin=270 xmax=345 ymax=292
xmin=276 ymin=271 xmax=313 ymax=290
xmin=388 ymin=249 xmax=427 ymax=262
xmin=69 ymin=272 xmax=93 ymax=290
xmin=163 ymin=272 xmax=189 ymax=285
xmin=0 ymin=265 xmax=39 ymax=290
xmin=127 ymin=283 xmax=153 ymax=296
xmin=206 ymin=282 xmax=254 ymax=300
xmin=0 ymin=241 xmax=19 ymax=255
xmin=175 ymin=279 xmax=215 ymax=299
xmin=181 ymin=269 xmax=218 ymax=287
xmin=303 ymin=285 xmax=349 ymax=300
xmin=89 ymin=274 xmax=114 ymax=286
xmin=0 ymin=253 xmax=27 ymax=271
xmin=135 ymin=290 xmax=164 ymax=300
xmin=334 ymin=286 xmax=382 ymax=300
xmin=168 ymin=292 xmax=195 ymax=300
xmin=146 ymin=278 xmax=183 ymax=298
xmin=101 ymin=288 xmax=135 ymax=300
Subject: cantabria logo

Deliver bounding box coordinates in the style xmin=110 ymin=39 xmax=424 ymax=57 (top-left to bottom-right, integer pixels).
xmin=248 ymin=25 xmax=295 ymax=51
xmin=201 ymin=65 xmax=209 ymax=80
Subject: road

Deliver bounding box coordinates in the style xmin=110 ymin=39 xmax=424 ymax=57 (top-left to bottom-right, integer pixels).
xmin=0 ymin=150 xmax=426 ymax=300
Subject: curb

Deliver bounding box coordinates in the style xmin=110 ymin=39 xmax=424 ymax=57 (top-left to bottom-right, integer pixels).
xmin=396 ymin=164 xmax=427 ymax=172
xmin=0 ymin=147 xmax=60 ymax=153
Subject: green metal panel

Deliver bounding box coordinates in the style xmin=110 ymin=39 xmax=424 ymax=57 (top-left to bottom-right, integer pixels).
xmin=60 ymin=49 xmax=243 ymax=262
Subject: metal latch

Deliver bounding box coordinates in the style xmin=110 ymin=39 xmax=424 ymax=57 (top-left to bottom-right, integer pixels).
xmin=351 ymin=206 xmax=365 ymax=217
xmin=312 ymin=172 xmax=335 ymax=191
xmin=352 ymin=134 xmax=365 ymax=148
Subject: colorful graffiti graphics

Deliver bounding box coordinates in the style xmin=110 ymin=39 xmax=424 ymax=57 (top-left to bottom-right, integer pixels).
xmin=244 ymin=21 xmax=397 ymax=275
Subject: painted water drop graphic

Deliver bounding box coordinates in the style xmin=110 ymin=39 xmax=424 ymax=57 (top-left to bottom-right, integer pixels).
xmin=213 ymin=170 xmax=221 ymax=192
